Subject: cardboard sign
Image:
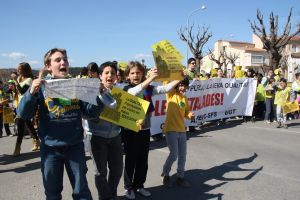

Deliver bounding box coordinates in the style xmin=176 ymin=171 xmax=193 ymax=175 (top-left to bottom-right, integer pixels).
xmin=100 ymin=87 xmax=150 ymax=132
xmin=152 ymin=40 xmax=184 ymax=81
xmin=3 ymin=107 xmax=14 ymax=124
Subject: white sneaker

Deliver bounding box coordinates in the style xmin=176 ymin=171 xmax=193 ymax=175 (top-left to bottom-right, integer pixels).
xmin=125 ymin=189 xmax=135 ymax=199
xmin=136 ymin=188 xmax=151 ymax=197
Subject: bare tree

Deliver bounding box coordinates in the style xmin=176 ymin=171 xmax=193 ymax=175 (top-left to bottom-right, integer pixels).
xmin=249 ymin=8 xmax=300 ymax=69
xmin=208 ymin=49 xmax=226 ymax=68
xmin=224 ymin=52 xmax=239 ymax=72
xmin=178 ymin=25 xmax=212 ymax=72
xmin=279 ymin=53 xmax=289 ymax=70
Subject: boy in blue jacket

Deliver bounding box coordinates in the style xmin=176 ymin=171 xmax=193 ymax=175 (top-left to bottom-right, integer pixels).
xmin=17 ymin=48 xmax=107 ymax=200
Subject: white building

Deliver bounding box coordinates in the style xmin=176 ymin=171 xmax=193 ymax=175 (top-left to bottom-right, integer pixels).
xmin=202 ymin=34 xmax=300 ymax=81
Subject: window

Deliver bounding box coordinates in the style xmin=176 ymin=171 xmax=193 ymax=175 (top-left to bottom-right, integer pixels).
xmin=292 ymin=44 xmax=297 ymax=53
xmin=223 ymin=46 xmax=227 ymax=52
xmin=251 ymin=55 xmax=264 ymax=64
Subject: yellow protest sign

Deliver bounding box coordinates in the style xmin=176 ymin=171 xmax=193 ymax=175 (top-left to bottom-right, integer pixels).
xmin=3 ymin=107 xmax=14 ymax=124
xmin=283 ymin=101 xmax=299 ymax=115
xmin=100 ymin=87 xmax=150 ymax=132
xmin=152 ymin=40 xmax=184 ymax=81
xmin=118 ymin=61 xmax=127 ymax=71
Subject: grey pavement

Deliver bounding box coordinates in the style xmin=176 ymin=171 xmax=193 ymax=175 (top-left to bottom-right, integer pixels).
xmin=0 ymin=119 xmax=300 ymax=200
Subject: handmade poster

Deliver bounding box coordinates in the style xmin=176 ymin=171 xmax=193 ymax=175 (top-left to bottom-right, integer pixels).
xmin=100 ymin=87 xmax=150 ymax=132
xmin=152 ymin=40 xmax=184 ymax=81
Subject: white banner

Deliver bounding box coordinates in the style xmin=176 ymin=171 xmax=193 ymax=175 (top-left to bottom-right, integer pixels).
xmin=150 ymin=78 xmax=257 ymax=135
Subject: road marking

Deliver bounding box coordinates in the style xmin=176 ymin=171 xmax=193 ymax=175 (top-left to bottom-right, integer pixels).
xmin=249 ymin=126 xmax=300 ymax=134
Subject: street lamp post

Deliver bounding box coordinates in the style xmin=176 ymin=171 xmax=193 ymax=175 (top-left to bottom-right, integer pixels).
xmin=186 ymin=5 xmax=206 ymax=63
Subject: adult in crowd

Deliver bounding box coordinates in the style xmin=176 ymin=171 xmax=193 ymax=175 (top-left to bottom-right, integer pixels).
xmin=184 ymin=58 xmax=199 ymax=80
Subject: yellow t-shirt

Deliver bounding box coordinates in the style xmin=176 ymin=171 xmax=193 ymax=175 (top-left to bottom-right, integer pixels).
xmin=255 ymin=84 xmax=265 ymax=102
xmin=274 ymin=86 xmax=291 ymax=106
xmin=163 ymin=90 xmax=192 ymax=133
xmin=235 ymin=70 xmax=245 ymax=78
xmin=183 ymin=68 xmax=198 ymax=80
xmin=17 ymin=77 xmax=32 ymax=106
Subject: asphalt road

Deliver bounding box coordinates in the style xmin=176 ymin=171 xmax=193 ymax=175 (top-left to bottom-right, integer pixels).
xmin=0 ymin=119 xmax=300 ymax=200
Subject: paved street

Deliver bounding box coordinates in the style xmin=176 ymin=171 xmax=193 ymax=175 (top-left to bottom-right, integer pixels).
xmin=1 ymin=119 xmax=300 ymax=200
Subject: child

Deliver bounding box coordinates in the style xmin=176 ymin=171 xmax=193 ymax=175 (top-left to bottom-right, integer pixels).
xmin=291 ymin=73 xmax=300 ymax=119
xmin=0 ymin=80 xmax=12 ymax=137
xmin=85 ymin=61 xmax=123 ymax=200
xmin=264 ymin=76 xmax=276 ymax=123
xmin=123 ymin=61 xmax=181 ymax=199
xmin=161 ymin=77 xmax=195 ymax=188
xmin=274 ymin=78 xmax=291 ymax=128
xmin=13 ymin=62 xmax=40 ymax=155
xmin=17 ymin=48 xmax=107 ymax=200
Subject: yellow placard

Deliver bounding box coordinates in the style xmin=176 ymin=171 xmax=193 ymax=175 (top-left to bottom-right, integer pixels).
xmin=282 ymin=101 xmax=299 ymax=115
xmin=118 ymin=61 xmax=127 ymax=71
xmin=3 ymin=107 xmax=14 ymax=124
xmin=152 ymin=40 xmax=184 ymax=81
xmin=99 ymin=87 xmax=150 ymax=132
xmin=152 ymin=51 xmax=183 ymax=82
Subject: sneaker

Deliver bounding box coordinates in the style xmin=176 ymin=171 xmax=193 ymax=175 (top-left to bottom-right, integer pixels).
xmin=194 ymin=126 xmax=201 ymax=131
xmin=283 ymin=124 xmax=288 ymax=129
xmin=264 ymin=120 xmax=271 ymax=124
xmin=176 ymin=177 xmax=191 ymax=188
xmin=136 ymin=188 xmax=151 ymax=197
xmin=125 ymin=189 xmax=135 ymax=199
xmin=161 ymin=175 xmax=172 ymax=188
xmin=276 ymin=122 xmax=282 ymax=128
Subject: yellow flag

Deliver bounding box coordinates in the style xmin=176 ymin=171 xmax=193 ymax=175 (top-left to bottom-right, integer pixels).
xmin=282 ymin=101 xmax=299 ymax=115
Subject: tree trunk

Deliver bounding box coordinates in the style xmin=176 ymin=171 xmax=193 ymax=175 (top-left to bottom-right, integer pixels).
xmin=195 ymin=57 xmax=201 ymax=73
xmin=269 ymin=52 xmax=282 ymax=69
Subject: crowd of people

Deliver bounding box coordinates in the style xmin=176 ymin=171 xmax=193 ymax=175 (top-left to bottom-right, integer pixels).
xmin=0 ymin=50 xmax=299 ymax=200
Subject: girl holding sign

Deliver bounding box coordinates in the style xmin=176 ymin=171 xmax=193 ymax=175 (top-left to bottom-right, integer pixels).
xmin=123 ymin=61 xmax=181 ymax=199
xmin=161 ymin=76 xmax=195 ymax=188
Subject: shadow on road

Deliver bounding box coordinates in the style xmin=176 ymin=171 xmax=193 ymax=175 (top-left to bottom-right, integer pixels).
xmin=0 ymin=151 xmax=40 ymax=165
xmin=190 ymin=119 xmax=245 ymax=136
xmin=287 ymin=121 xmax=300 ymax=128
xmin=120 ymin=153 xmax=262 ymax=200
xmin=0 ymin=161 xmax=41 ymax=174
xmin=149 ymin=119 xmax=245 ymax=151
xmin=0 ymin=151 xmax=41 ymax=173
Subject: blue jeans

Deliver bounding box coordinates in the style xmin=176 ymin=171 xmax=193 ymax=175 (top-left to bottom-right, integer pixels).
xmin=265 ymin=98 xmax=276 ymax=121
xmin=162 ymin=132 xmax=187 ymax=178
xmin=40 ymin=142 xmax=92 ymax=200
